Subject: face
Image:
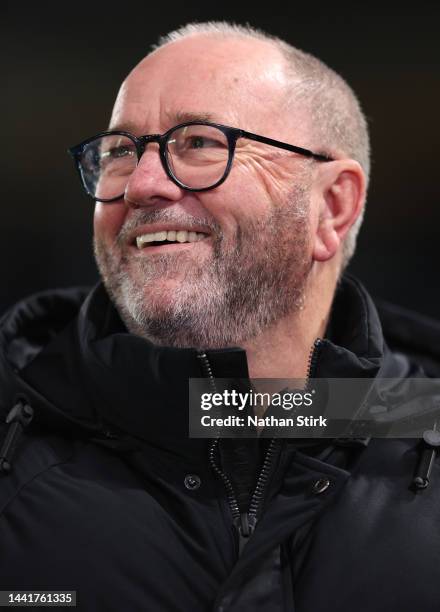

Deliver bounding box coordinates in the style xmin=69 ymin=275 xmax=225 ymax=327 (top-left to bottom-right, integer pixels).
xmin=94 ymin=36 xmax=315 ymax=348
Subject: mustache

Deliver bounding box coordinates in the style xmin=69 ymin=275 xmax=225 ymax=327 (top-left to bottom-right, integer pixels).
xmin=116 ymin=208 xmax=222 ymax=247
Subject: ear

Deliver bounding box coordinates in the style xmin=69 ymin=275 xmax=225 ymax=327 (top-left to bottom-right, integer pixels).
xmin=312 ymin=159 xmax=366 ymax=262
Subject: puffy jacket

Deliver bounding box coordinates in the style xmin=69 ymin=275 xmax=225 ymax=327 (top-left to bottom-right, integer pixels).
xmin=1 ymin=275 xmax=440 ymax=612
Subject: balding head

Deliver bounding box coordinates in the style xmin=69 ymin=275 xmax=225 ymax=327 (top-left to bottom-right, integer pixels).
xmin=116 ymin=31 xmax=298 ymax=142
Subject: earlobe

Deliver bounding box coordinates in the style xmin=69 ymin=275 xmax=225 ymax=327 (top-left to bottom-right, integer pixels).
xmin=313 ymin=218 xmax=340 ymax=262
xmin=312 ymin=161 xmax=366 ymax=263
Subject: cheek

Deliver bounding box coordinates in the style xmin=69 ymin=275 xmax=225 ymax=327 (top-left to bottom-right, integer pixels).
xmin=308 ymin=188 xmax=323 ymax=232
xmin=94 ymin=202 xmax=127 ymax=243
xmin=206 ymin=177 xmax=269 ymax=237
xmin=203 ymin=158 xmax=293 ymax=238
xmin=233 ymin=152 xmax=294 ymax=205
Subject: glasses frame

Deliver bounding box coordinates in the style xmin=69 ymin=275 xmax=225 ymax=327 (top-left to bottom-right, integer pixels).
xmin=68 ymin=120 xmax=334 ymax=202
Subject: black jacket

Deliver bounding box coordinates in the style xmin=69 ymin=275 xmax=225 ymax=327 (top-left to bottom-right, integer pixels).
xmin=1 ymin=275 xmax=440 ymax=611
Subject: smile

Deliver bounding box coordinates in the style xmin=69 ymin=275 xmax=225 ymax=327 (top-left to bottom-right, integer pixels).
xmin=135 ymin=230 xmax=208 ymax=249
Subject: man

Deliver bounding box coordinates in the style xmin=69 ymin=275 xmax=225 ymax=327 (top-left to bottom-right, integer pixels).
xmin=1 ymin=21 xmax=440 ymax=612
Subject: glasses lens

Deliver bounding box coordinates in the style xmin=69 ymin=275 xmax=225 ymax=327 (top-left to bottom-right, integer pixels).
xmin=166 ymin=124 xmax=229 ymax=189
xmin=79 ymin=134 xmax=137 ymax=201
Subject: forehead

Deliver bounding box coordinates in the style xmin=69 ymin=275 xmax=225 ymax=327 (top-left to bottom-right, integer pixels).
xmin=110 ymin=36 xmax=296 ymax=136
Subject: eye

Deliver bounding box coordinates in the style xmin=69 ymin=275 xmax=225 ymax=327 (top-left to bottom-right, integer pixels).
xmin=101 ymin=144 xmax=136 ymax=161
xmin=187 ymin=135 xmax=219 ymax=149
xmin=167 ymin=125 xmax=229 ymax=165
xmin=169 ymin=134 xmax=225 ymax=151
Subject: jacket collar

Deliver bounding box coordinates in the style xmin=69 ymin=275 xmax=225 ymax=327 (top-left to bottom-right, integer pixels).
xmin=315 ymin=275 xmax=383 ymax=378
xmin=6 ymin=275 xmax=393 ymax=453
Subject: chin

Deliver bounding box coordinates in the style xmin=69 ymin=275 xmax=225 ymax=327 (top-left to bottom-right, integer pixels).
xmin=136 ymin=279 xmax=179 ymax=304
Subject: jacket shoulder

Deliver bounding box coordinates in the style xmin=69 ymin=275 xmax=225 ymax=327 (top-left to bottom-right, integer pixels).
xmin=0 ymin=429 xmax=77 ymax=517
xmin=376 ymin=299 xmax=440 ymax=376
xmin=0 ymin=286 xmax=91 ymax=372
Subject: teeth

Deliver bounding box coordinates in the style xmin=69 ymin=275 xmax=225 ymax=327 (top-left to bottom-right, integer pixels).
xmin=135 ymin=230 xmax=207 ymax=249
xmin=176 ymin=230 xmax=188 ymax=243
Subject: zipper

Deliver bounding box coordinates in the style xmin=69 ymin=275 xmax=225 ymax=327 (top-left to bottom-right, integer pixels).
xmin=307 ymin=338 xmax=322 ymax=381
xmin=198 ymin=341 xmax=322 ymax=556
xmin=197 ymin=351 xmax=218 ymax=393
xmin=247 ymin=438 xmax=278 ymax=518
xmin=198 ymin=351 xmax=251 ymax=552
xmin=208 ymin=437 xmax=240 ymax=523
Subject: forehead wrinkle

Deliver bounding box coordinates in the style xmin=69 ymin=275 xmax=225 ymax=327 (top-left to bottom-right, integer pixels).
xmin=107 ymin=118 xmax=150 ymax=134
xmin=162 ymin=108 xmax=241 ymax=129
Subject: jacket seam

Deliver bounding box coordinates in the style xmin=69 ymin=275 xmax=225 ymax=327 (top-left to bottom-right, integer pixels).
xmin=348 ymin=275 xmax=372 ymax=356
xmin=0 ymin=446 xmax=79 ymax=519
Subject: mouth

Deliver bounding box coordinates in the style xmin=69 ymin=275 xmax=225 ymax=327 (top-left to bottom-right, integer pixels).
xmin=132 ymin=229 xmax=210 ymax=250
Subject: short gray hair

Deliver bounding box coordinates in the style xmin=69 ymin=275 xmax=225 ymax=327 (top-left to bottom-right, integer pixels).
xmin=155 ymin=21 xmax=370 ymax=268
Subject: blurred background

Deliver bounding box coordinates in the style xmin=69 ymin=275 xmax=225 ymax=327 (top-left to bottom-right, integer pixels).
xmin=2 ymin=2 xmax=439 ymax=317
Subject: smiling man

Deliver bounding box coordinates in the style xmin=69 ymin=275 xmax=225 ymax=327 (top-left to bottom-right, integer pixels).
xmin=1 ymin=21 xmax=440 ymax=612
xmin=90 ymin=29 xmax=365 ymax=377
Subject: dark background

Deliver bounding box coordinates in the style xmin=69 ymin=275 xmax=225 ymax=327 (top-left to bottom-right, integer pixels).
xmin=2 ymin=3 xmax=439 ymax=317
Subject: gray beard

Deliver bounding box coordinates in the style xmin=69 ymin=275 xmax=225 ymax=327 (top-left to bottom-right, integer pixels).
xmin=94 ymin=185 xmax=312 ymax=349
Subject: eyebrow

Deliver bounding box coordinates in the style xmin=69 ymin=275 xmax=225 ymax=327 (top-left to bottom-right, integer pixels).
xmin=107 ymin=119 xmax=143 ymax=134
xmin=109 ymin=111 xmax=225 ymax=135
xmin=171 ymin=110 xmax=221 ymax=125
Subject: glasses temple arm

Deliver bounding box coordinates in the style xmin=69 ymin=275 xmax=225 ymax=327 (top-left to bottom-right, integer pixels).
xmin=238 ymin=129 xmax=333 ymax=162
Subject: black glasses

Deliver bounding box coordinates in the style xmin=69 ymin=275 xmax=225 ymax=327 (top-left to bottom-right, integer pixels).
xmin=68 ymin=121 xmax=333 ymax=202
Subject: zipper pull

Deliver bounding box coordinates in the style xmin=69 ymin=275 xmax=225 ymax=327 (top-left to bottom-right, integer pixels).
xmin=412 ymin=429 xmax=440 ymax=490
xmin=235 ymin=513 xmax=256 ymax=556
xmin=0 ymin=401 xmax=34 ymax=473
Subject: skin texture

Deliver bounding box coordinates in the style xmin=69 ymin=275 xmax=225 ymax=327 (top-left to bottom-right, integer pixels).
xmin=93 ymin=34 xmax=366 ymax=378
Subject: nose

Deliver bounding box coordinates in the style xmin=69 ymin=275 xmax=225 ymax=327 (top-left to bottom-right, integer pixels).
xmin=124 ymin=142 xmax=183 ymax=208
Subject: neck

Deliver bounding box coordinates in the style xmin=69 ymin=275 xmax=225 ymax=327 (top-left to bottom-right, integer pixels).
xmin=241 ymin=268 xmax=337 ymax=379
